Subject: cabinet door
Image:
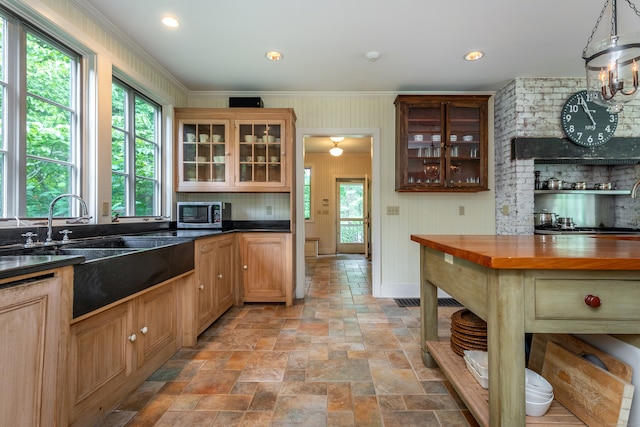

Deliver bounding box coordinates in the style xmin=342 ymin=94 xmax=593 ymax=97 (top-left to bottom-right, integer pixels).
xmin=69 ymin=302 xmax=134 ymax=426
xmin=235 ymin=120 xmax=286 ymax=188
xmin=215 ymin=234 xmax=236 ymax=317
xmin=196 ymin=239 xmax=218 ymax=334
xmin=0 ymin=271 xmax=70 ymax=427
xmin=446 ymin=102 xmax=488 ymax=189
xmin=176 ymin=119 xmax=231 ymax=191
xmin=136 ymin=282 xmax=178 ymax=369
xmin=240 ymin=233 xmax=291 ymax=304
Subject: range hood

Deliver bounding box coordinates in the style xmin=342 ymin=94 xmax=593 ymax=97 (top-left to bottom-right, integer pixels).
xmin=511 ymin=137 xmax=640 ymax=165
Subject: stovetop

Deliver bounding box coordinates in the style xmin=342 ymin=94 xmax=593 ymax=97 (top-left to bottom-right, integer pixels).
xmin=534 ymin=226 xmax=640 ymax=235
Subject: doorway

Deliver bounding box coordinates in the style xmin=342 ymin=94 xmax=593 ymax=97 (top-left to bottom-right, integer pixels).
xmin=336 ymin=178 xmax=368 ymax=256
xmin=295 ymin=128 xmax=381 ymax=300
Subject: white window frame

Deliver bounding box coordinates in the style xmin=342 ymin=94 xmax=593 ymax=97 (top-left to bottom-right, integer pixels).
xmin=0 ymin=4 xmax=85 ymax=219
xmin=111 ymin=77 xmax=162 ymax=217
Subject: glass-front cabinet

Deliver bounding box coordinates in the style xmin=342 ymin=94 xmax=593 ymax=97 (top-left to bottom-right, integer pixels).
xmin=236 ymin=120 xmax=284 ymax=188
xmin=175 ymin=108 xmax=295 ymax=192
xmin=394 ymin=95 xmax=490 ymax=192
xmin=178 ymin=120 xmax=230 ymax=189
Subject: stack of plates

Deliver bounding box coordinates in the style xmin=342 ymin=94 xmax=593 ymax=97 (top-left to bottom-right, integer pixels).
xmin=450 ymin=309 xmax=487 ymax=356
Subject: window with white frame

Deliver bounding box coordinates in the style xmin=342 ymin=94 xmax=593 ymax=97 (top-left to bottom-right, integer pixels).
xmin=304 ymin=167 xmax=311 ymax=220
xmin=0 ymin=9 xmax=82 ymax=218
xmin=111 ymin=78 xmax=161 ymax=217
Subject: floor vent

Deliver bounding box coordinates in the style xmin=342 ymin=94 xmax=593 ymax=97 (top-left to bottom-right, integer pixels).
xmin=394 ymin=298 xmax=462 ymax=307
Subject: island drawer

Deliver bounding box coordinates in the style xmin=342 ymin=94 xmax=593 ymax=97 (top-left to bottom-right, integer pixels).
xmin=533 ymin=278 xmax=640 ymax=321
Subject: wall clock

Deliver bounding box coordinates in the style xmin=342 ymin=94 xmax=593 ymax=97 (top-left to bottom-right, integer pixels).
xmin=561 ymin=90 xmax=618 ymax=147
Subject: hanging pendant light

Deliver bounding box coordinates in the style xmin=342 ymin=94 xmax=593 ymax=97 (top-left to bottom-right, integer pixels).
xmin=583 ymin=0 xmax=640 ymax=113
xmin=329 ymin=137 xmax=344 ymax=157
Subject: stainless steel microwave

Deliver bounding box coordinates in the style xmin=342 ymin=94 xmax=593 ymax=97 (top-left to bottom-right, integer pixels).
xmin=177 ymin=202 xmax=232 ymax=229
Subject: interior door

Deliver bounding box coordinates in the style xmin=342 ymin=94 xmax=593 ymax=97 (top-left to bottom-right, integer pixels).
xmin=336 ymin=178 xmax=366 ymax=254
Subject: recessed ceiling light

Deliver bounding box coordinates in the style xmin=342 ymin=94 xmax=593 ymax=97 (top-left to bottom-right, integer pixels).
xmin=464 ymin=51 xmax=484 ymax=61
xmin=162 ymin=16 xmax=180 ymax=28
xmin=365 ymin=51 xmax=380 ymax=62
xmin=265 ymin=51 xmax=284 ymax=61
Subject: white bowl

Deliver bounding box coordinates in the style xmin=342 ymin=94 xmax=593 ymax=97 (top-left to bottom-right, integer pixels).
xmin=463 ymin=350 xmax=488 ymax=377
xmin=526 ymin=393 xmax=553 ymax=417
xmin=526 ymin=386 xmax=553 ymax=400
xmin=244 ymin=135 xmax=255 ymax=142
xmin=464 ymin=356 xmax=488 ymax=389
xmin=525 ymin=368 xmax=553 ymax=394
xmin=463 ymin=135 xmax=473 ymax=142
xmin=431 ymin=134 xmax=441 ymax=142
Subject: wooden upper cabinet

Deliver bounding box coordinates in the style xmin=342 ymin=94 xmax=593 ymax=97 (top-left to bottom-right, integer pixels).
xmin=175 ymin=108 xmax=296 ymax=192
xmin=394 ymin=95 xmax=490 ymax=192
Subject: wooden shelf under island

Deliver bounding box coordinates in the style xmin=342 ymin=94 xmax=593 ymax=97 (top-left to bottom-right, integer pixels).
xmin=426 ymin=341 xmax=585 ymax=426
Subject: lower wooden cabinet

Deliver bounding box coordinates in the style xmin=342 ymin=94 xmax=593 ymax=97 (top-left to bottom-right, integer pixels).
xmin=181 ymin=234 xmax=237 ymax=347
xmin=239 ymin=232 xmax=293 ymax=306
xmin=0 ymin=266 xmax=73 ymax=427
xmin=68 ymin=273 xmax=190 ymax=427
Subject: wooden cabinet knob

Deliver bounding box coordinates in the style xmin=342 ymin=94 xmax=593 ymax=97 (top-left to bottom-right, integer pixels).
xmin=128 ymin=334 xmax=137 ymax=342
xmin=217 ymin=274 xmax=223 ymax=279
xmin=584 ymin=294 xmax=601 ymax=308
xmin=198 ymin=284 xmax=204 ymax=290
xmin=140 ymin=326 xmax=148 ymax=334
xmin=243 ymin=265 xmax=248 ymax=270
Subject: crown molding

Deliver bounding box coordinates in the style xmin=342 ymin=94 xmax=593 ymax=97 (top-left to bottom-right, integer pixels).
xmin=66 ymin=0 xmax=188 ymax=94
xmin=188 ymin=90 xmax=496 ymax=98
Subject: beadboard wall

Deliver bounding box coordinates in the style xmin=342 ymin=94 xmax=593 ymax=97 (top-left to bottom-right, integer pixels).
xmin=188 ymin=93 xmax=496 ymax=297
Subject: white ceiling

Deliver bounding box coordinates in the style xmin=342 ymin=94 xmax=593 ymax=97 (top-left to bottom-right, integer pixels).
xmin=75 ymin=0 xmax=632 ymax=93
xmin=73 ymin=0 xmax=636 ymax=154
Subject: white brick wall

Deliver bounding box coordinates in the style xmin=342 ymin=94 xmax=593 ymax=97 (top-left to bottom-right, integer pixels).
xmin=495 ymin=78 xmax=640 ymax=234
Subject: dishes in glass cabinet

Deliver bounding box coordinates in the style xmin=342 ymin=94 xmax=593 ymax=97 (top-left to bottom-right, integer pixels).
xmin=463 ymin=135 xmax=473 ymax=142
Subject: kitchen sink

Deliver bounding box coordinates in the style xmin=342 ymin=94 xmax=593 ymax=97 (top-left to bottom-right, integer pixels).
xmin=59 ymin=235 xmax=194 ymax=249
xmin=0 ymin=235 xmax=195 ymax=318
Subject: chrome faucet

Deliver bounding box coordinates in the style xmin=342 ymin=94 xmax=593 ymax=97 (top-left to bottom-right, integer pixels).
xmin=46 ymin=194 xmax=89 ymax=244
xmin=632 ymin=179 xmax=640 ymax=198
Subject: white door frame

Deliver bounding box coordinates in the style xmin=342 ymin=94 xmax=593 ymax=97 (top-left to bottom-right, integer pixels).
xmin=295 ymin=128 xmax=381 ymax=299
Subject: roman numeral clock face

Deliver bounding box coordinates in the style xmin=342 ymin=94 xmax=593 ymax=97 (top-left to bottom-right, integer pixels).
xmin=561 ymin=90 xmax=618 ymax=147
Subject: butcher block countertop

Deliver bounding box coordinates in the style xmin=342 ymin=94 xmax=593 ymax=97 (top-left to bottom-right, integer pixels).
xmin=410 ymin=234 xmax=640 ymax=270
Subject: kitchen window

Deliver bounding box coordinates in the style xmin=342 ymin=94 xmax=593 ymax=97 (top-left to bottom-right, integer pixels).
xmin=111 ymin=78 xmax=161 ymax=217
xmin=0 ymin=9 xmax=82 ymax=218
xmin=304 ymin=167 xmax=312 ymax=220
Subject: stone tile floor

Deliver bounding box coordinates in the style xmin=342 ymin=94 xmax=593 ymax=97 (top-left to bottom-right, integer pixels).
xmin=99 ymin=255 xmax=478 ymax=427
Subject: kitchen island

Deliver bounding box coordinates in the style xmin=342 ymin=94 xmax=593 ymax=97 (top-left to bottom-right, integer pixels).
xmin=411 ymin=234 xmax=640 ymax=427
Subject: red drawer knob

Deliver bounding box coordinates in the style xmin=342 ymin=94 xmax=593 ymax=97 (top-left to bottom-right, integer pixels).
xmin=584 ymin=294 xmax=602 ymax=308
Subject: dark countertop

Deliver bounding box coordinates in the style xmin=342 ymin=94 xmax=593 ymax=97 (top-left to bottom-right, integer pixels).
xmin=0 ymin=222 xmax=291 ymax=282
xmin=0 ymin=255 xmax=85 ymax=281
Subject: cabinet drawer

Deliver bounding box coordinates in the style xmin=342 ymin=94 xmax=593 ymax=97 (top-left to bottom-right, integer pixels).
xmin=534 ymin=279 xmax=640 ymax=320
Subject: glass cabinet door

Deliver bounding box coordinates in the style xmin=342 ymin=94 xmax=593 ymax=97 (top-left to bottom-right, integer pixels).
xmin=446 ymin=104 xmax=483 ymax=187
xmin=179 ymin=120 xmax=229 ymax=187
xmin=236 ymin=120 xmax=284 ymax=186
xmin=406 ymin=105 xmax=443 ymax=185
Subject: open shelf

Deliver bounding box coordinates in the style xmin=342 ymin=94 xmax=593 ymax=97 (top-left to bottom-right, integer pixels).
xmin=426 ymin=341 xmax=586 ymax=426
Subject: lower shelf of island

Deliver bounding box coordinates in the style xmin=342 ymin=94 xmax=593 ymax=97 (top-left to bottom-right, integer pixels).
xmin=425 ymin=341 xmax=586 ymax=426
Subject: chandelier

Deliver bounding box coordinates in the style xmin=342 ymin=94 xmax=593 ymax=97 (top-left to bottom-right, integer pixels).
xmin=329 ymin=137 xmax=344 ymax=157
xmin=583 ymin=0 xmax=640 ymax=113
